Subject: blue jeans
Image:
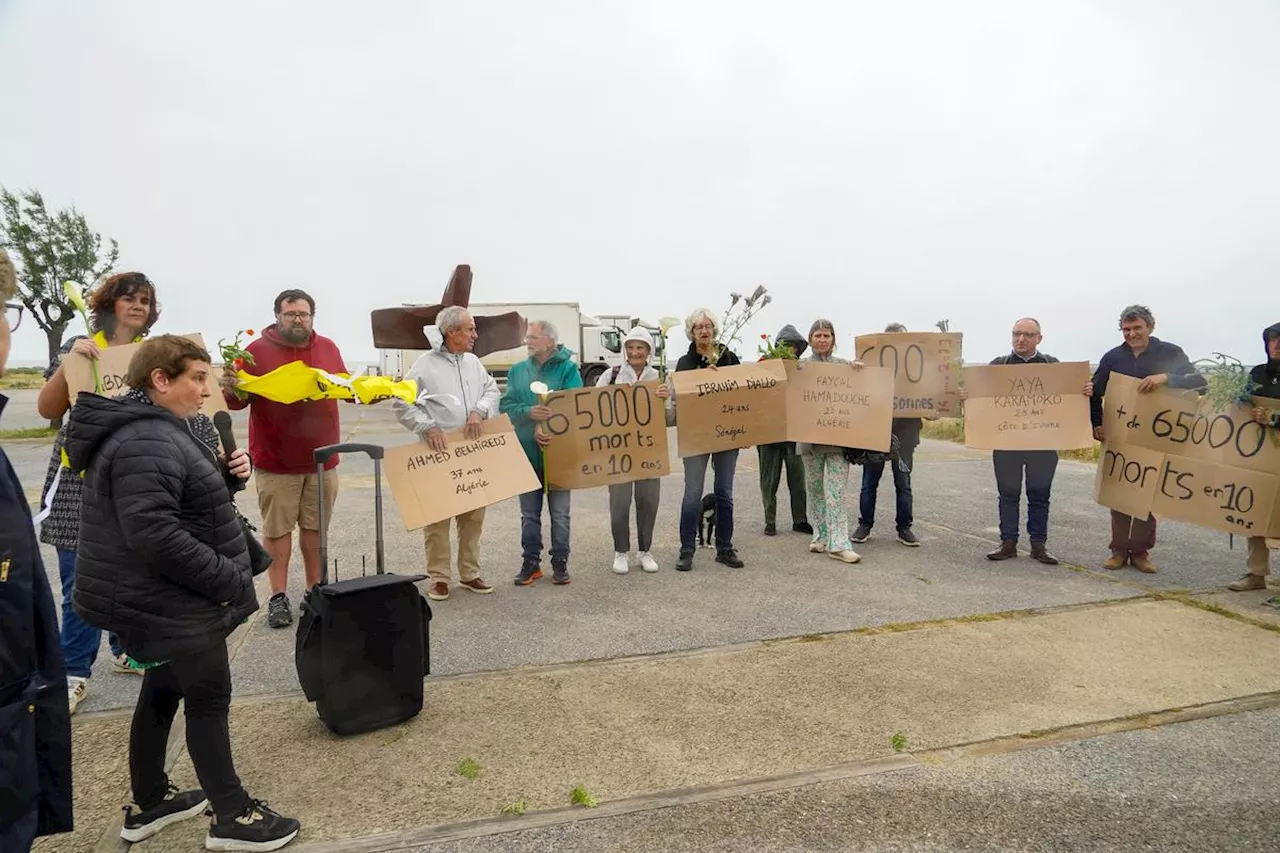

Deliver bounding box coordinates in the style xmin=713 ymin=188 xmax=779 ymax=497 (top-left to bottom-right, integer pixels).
xmin=518 ymin=488 xmax=571 ymax=568
xmin=858 ymin=458 xmax=913 ymax=531
xmin=57 ymin=548 xmax=120 ymax=678
xmin=993 ymin=450 xmax=1058 ymax=543
xmin=679 ymin=450 xmax=739 ymax=553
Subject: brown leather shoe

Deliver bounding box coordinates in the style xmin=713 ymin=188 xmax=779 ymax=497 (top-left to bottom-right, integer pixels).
xmin=986 ymin=540 xmax=1017 ymax=561
xmin=1103 ymin=553 xmax=1127 ymax=570
xmin=460 ymin=578 xmax=493 ymax=594
xmin=1227 ymin=573 xmax=1267 ymax=591
xmin=1131 ymin=555 xmax=1158 ymax=574
xmin=1029 ymin=543 xmax=1059 ymax=565
xmin=427 ymin=582 xmax=450 ymax=601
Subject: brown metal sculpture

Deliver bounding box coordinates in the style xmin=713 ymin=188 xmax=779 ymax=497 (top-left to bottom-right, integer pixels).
xmin=370 ymin=265 xmax=527 ymax=357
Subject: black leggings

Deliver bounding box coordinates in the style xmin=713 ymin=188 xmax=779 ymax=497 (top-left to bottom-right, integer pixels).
xmin=129 ymin=641 xmax=250 ymax=820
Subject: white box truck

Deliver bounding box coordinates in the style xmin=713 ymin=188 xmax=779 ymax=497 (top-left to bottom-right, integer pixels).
xmin=378 ymin=302 xmax=668 ymax=389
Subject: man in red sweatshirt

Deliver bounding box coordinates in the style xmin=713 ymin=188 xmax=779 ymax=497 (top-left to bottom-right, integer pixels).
xmin=220 ymin=289 xmax=348 ymax=628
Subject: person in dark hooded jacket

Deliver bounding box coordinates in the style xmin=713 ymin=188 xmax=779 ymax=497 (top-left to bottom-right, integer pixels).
xmin=1226 ymin=322 xmax=1280 ymax=593
xmin=66 ymin=335 xmax=300 ymax=851
xmin=0 ymin=249 xmax=72 ymax=851
xmin=757 ymin=324 xmax=811 ymax=536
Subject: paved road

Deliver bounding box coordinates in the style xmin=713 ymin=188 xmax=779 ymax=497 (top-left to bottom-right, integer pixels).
xmin=4 ymin=389 xmax=1261 ymax=716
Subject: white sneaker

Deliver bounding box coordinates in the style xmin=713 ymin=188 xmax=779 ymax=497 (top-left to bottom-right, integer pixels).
xmin=638 ymin=551 xmax=660 ymax=573
xmin=612 ymin=552 xmax=630 ymax=574
xmin=67 ymin=676 xmax=88 ymax=714
xmin=828 ymin=549 xmax=861 ymax=564
xmin=809 ymin=542 xmax=827 ymax=553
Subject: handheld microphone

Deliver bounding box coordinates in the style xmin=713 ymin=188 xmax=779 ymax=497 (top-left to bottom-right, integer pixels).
xmin=213 ymin=411 xmax=237 ymax=457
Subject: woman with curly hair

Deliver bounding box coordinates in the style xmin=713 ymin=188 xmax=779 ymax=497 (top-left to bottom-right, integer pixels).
xmin=35 ymin=272 xmax=161 ymax=712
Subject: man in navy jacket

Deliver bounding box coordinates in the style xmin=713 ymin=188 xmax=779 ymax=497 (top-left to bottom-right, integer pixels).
xmin=1091 ymin=304 xmax=1205 ymax=573
xmin=0 ymin=249 xmax=73 ymax=849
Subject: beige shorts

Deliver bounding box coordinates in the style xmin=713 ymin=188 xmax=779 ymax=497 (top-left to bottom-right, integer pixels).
xmin=255 ymin=468 xmax=339 ymax=539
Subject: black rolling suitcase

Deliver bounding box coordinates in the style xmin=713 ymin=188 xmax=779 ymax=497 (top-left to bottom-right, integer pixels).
xmin=294 ymin=443 xmax=431 ymax=736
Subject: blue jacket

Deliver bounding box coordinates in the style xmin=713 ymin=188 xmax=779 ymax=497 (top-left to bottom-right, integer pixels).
xmin=1090 ymin=337 xmax=1205 ymax=427
xmin=0 ymin=394 xmax=73 ymax=838
xmin=500 ymin=345 xmax=583 ymax=473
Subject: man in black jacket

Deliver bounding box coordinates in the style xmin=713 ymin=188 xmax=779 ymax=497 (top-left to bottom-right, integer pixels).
xmin=1090 ymin=305 xmax=1205 ymax=573
xmin=757 ymin=324 xmax=811 ymax=536
xmin=0 ymin=250 xmax=72 ymax=850
xmin=962 ymin=318 xmax=1093 ymax=565
xmin=1226 ymin=322 xmax=1280 ymax=593
xmin=66 ymin=335 xmax=300 ymax=852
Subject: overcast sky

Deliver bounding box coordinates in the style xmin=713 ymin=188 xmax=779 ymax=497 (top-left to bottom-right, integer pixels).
xmin=2 ymin=0 xmax=1276 ymax=368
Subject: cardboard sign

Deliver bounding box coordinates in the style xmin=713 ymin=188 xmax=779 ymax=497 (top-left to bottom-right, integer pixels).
xmin=854 ymin=332 xmax=963 ymax=417
xmin=543 ymin=381 xmax=670 ymax=489
xmin=1092 ymin=373 xmax=1280 ymax=536
xmin=383 ymin=414 xmax=539 ymax=530
xmin=63 ymin=333 xmax=227 ymax=414
xmin=962 ymin=362 xmax=1094 ymax=450
xmin=671 ymin=360 xmax=788 ymax=456
xmin=783 ymin=360 xmax=894 ymax=451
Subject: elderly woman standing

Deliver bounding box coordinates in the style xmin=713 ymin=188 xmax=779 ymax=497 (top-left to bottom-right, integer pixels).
xmin=35 ymin=272 xmax=162 ymax=712
xmin=796 ymin=319 xmax=864 ymax=563
xmin=669 ymin=307 xmax=744 ymax=571
xmin=598 ymin=327 xmax=670 ymax=574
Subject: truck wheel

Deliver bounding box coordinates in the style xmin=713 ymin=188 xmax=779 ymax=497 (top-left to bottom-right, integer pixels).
xmin=581 ymin=364 xmax=606 ymax=386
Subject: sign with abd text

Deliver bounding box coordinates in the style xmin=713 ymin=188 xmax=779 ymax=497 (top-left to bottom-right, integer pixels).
xmin=1093 ymin=373 xmax=1280 ymax=536
xmin=854 ymin=332 xmax=963 ymax=418
xmin=962 ymin=362 xmax=1094 ymax=450
xmin=543 ymin=381 xmax=670 ymax=489
xmin=63 ymin=333 xmax=227 ymax=414
xmin=671 ymin=361 xmax=788 ymax=456
xmin=383 ymin=415 xmax=539 ymax=530
xmin=783 ymin=360 xmax=894 ymax=451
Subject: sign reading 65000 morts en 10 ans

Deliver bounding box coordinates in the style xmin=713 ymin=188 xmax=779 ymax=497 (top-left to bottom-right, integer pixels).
xmin=854 ymin=332 xmax=963 ymax=418
xmin=671 ymin=360 xmax=788 ymax=457
xmin=543 ymin=382 xmax=671 ymax=489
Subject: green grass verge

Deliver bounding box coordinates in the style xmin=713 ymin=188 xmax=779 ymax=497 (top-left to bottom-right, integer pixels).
xmin=0 ymin=426 xmax=56 ymax=440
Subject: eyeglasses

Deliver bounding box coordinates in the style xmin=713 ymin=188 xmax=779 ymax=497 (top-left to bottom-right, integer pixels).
xmin=279 ymin=311 xmax=312 ymax=321
xmin=4 ymin=302 xmax=22 ymax=333
xmin=1011 ymin=331 xmax=1039 ymax=338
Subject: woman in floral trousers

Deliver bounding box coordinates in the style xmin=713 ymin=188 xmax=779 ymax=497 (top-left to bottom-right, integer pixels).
xmin=795 ymin=319 xmax=865 ymax=564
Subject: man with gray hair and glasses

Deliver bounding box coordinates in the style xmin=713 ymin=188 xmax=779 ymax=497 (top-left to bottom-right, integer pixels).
xmin=393 ymin=306 xmax=501 ymax=601
xmin=1090 ymin=304 xmax=1205 ymax=573
xmin=501 ymin=319 xmax=583 ymax=586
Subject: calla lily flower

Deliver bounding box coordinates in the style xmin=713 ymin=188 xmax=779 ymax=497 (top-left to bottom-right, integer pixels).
xmin=63 ymin=281 xmax=88 ymax=314
xmin=530 ymin=381 xmax=549 ymax=396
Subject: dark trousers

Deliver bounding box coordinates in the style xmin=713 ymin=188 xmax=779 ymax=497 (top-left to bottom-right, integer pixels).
xmin=993 ymin=450 xmax=1058 ymax=544
xmin=1110 ymin=510 xmax=1157 ymax=558
xmin=0 ymin=805 xmax=37 ymax=853
xmin=859 ymin=437 xmax=916 ymax=531
xmin=130 ymin=641 xmax=249 ymax=821
xmin=609 ymin=478 xmax=661 ymax=553
xmin=757 ymin=442 xmax=807 ymax=527
xmin=679 ymin=450 xmax=739 ymax=553
xmin=518 ymin=485 xmax=571 ymax=569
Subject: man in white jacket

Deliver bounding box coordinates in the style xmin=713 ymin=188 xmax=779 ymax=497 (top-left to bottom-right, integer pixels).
xmin=392 ymin=306 xmax=501 ymax=601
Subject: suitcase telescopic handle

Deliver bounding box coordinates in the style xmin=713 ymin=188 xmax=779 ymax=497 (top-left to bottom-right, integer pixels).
xmin=314 ymin=443 xmax=386 ymax=585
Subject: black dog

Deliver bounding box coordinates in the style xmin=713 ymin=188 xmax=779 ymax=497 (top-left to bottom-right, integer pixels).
xmin=697 ymin=493 xmax=716 ymax=548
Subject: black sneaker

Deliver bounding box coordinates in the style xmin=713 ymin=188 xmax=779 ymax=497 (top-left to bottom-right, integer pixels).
xmin=552 ymin=564 xmax=571 ymax=585
xmin=120 ymin=784 xmax=209 ymax=842
xmin=764 ymin=523 xmax=777 ymax=536
xmin=851 ymin=524 xmax=871 ymax=544
xmin=267 ymin=593 xmax=292 ymax=628
xmin=514 ymin=566 xmax=539 ymax=586
xmin=675 ymin=551 xmax=694 ymax=571
xmin=896 ymin=528 xmax=920 ymax=547
xmin=206 ymin=799 xmax=300 ymax=852
xmin=715 ymin=550 xmax=745 ymax=568
xmin=792 ymin=521 xmax=814 ymax=535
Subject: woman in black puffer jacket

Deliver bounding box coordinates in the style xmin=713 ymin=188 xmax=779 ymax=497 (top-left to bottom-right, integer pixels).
xmin=65 ymin=335 xmax=300 ymax=851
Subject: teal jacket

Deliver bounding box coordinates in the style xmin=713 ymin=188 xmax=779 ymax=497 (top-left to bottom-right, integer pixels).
xmin=500 ymin=345 xmax=583 ymax=473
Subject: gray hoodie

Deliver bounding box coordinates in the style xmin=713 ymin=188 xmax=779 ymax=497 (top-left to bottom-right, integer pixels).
xmin=391 ymin=325 xmax=501 ymax=434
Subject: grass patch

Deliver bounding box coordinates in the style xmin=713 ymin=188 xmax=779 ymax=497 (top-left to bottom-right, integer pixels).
xmin=570 ymin=784 xmax=598 ymax=808
xmin=921 ymin=417 xmax=1101 ymax=461
xmin=891 ymin=732 xmax=909 ymax=753
xmin=0 ymin=426 xmax=56 ymax=440
xmin=500 ymin=800 xmax=527 ymax=816
xmin=0 ymin=368 xmax=45 ymax=390
xmin=455 ymin=757 xmax=481 ymax=780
